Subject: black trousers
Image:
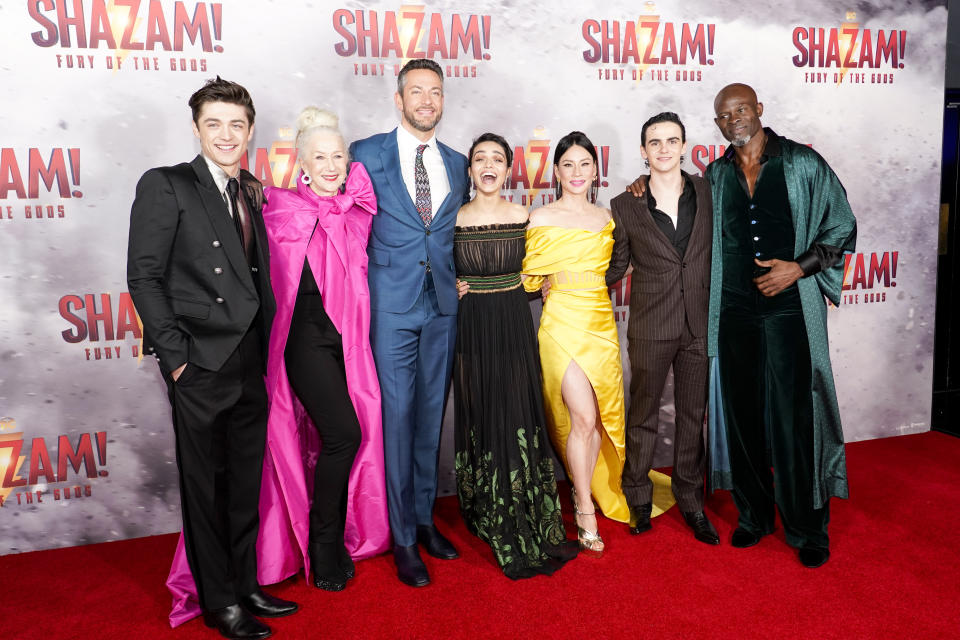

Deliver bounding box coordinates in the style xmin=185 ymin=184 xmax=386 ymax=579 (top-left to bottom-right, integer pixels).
xmin=164 ymin=328 xmax=267 ymax=611
xmin=718 ymin=286 xmax=830 ymax=550
xmin=623 ymin=321 xmax=708 ymax=512
xmin=284 ymin=293 xmax=361 ymax=546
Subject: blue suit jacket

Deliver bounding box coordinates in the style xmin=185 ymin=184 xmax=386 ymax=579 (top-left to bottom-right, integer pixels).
xmin=350 ymin=129 xmax=469 ymax=315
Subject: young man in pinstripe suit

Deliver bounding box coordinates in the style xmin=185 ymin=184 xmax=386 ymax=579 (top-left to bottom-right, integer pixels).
xmin=607 ymin=112 xmax=719 ymax=545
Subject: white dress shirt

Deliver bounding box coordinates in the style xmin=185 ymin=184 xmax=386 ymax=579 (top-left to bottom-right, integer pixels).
xmin=396 ymin=124 xmax=450 ymax=216
xmin=203 ymin=154 xmax=241 ymax=218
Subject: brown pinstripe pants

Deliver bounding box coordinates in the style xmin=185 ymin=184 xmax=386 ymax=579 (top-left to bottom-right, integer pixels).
xmin=622 ymin=322 xmax=708 ymax=512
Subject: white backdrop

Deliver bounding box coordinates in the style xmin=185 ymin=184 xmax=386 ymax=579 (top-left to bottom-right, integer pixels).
xmin=0 ymin=0 xmax=947 ymax=554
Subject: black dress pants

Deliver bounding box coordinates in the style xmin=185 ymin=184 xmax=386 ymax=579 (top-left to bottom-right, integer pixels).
xmin=165 ymin=328 xmax=267 ymax=611
xmin=284 ymin=292 xmax=361 ymax=545
xmin=718 ymin=286 xmax=830 ymax=550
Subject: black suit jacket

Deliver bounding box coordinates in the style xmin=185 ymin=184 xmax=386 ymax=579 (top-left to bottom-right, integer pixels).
xmin=127 ymin=155 xmax=275 ymax=374
xmin=607 ymin=171 xmax=712 ymax=341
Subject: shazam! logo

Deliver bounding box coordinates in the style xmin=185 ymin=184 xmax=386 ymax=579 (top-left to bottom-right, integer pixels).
xmin=332 ymin=5 xmax=493 ymax=79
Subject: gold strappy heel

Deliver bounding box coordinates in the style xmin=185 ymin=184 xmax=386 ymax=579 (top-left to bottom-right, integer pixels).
xmin=571 ymin=487 xmax=605 ymax=558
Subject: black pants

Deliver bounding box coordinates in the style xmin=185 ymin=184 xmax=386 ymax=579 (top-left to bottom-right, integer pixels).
xmin=284 ymin=293 xmax=361 ymax=545
xmin=165 ymin=329 xmax=267 ymax=611
xmin=623 ymin=321 xmax=708 ymax=512
xmin=718 ymin=286 xmax=829 ymax=550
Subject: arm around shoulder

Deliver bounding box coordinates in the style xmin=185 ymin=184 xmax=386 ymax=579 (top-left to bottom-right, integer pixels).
xmin=606 ymin=194 xmax=630 ymax=285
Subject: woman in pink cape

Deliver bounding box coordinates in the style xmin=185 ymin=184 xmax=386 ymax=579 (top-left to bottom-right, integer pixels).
xmin=166 ymin=107 xmax=390 ymax=626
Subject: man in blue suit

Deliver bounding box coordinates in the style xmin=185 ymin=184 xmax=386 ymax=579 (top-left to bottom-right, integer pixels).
xmin=349 ymin=59 xmax=469 ymax=587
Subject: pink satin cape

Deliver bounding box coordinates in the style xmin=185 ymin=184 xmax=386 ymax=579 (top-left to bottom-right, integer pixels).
xmin=165 ymin=163 xmax=390 ymax=626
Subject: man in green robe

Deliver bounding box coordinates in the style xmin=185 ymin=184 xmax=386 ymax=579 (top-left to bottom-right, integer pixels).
xmin=705 ymin=83 xmax=857 ymax=568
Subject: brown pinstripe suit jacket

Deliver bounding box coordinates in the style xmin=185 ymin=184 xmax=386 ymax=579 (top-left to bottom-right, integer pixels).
xmin=606 ymin=172 xmax=712 ymax=341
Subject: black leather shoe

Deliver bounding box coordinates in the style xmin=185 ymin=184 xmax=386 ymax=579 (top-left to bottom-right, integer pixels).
xmin=681 ymin=511 xmax=720 ymax=545
xmin=203 ymin=604 xmax=271 ymax=640
xmin=394 ymin=544 xmax=430 ymax=587
xmin=798 ymin=546 xmax=830 ymax=568
xmin=730 ymin=527 xmax=764 ymax=548
xmin=309 ymin=542 xmax=348 ymax=592
xmin=629 ymin=503 xmax=652 ymax=535
xmin=240 ymin=589 xmax=298 ymax=618
xmin=416 ymin=524 xmax=459 ymax=559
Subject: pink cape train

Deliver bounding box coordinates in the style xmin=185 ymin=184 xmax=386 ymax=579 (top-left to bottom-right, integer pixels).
xmin=165 ymin=163 xmax=391 ymax=626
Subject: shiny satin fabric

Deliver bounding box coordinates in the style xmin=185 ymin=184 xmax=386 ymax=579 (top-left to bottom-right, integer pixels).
xmin=522 ymin=221 xmax=633 ymax=523
xmin=166 ymin=163 xmax=390 ymax=626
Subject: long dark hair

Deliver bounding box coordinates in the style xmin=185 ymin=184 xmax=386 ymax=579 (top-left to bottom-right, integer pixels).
xmin=553 ymin=130 xmax=599 ymax=203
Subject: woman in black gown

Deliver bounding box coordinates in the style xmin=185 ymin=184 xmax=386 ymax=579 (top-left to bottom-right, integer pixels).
xmin=453 ymin=133 xmax=577 ymax=579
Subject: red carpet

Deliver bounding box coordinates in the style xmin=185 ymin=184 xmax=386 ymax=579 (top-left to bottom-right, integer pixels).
xmin=4 ymin=431 xmax=959 ymax=640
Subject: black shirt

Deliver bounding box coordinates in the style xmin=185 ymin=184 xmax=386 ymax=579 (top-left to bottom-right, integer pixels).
xmin=723 ymin=128 xmax=845 ymax=277
xmin=645 ymin=174 xmax=696 ymax=258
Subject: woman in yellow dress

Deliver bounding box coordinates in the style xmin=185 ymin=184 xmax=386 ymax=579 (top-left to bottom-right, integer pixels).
xmin=522 ymin=131 xmax=629 ymax=556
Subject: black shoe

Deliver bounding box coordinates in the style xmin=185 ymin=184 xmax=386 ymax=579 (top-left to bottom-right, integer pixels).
xmin=338 ymin=541 xmax=356 ymax=580
xmin=798 ymin=546 xmax=830 ymax=568
xmin=309 ymin=542 xmax=348 ymax=592
xmin=628 ymin=503 xmax=652 ymax=535
xmin=394 ymin=544 xmax=430 ymax=587
xmin=730 ymin=527 xmax=765 ymax=548
xmin=240 ymin=589 xmax=298 ymax=618
xmin=203 ymin=604 xmax=271 ymax=640
xmin=681 ymin=511 xmax=720 ymax=545
xmin=416 ymin=524 xmax=459 ymax=559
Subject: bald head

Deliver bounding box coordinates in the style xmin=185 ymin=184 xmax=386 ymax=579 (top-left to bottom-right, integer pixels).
xmin=715 ymin=83 xmax=756 ymax=112
xmin=713 ymin=83 xmax=764 ymax=147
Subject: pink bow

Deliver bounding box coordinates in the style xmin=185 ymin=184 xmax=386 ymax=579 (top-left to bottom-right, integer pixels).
xmin=297 ymin=163 xmax=376 ymax=217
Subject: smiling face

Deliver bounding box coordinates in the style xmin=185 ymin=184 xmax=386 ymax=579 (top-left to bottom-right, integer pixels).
xmin=394 ymin=68 xmax=444 ymax=136
xmin=554 ymin=144 xmax=597 ymax=198
xmin=192 ymin=101 xmax=253 ymax=176
xmin=641 ymin=122 xmax=687 ymax=174
xmin=714 ymin=84 xmax=763 ymax=147
xmin=300 ymin=129 xmax=348 ymax=197
xmin=470 ymin=140 xmax=510 ymax=194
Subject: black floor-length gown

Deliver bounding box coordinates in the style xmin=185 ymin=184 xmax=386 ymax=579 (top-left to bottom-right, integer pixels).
xmin=453 ymin=222 xmax=577 ymax=579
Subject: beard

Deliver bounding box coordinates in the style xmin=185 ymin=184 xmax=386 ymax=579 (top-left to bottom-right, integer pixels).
xmin=403 ymin=106 xmax=442 ymax=132
xmin=731 ymin=133 xmax=752 ymax=147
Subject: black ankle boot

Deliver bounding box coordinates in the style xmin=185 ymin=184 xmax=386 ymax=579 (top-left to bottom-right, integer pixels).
xmin=309 ymin=542 xmax=347 ymax=592
xmin=337 ymin=541 xmax=355 ymax=579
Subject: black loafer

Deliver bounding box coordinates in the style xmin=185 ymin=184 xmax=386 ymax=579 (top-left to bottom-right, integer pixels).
xmin=416 ymin=524 xmax=459 ymax=559
xmin=681 ymin=511 xmax=720 ymax=545
xmin=798 ymin=546 xmax=830 ymax=568
xmin=240 ymin=589 xmax=298 ymax=618
xmin=203 ymin=604 xmax=272 ymax=640
xmin=629 ymin=503 xmax=652 ymax=535
xmin=394 ymin=544 xmax=430 ymax=587
xmin=730 ymin=527 xmax=765 ymax=548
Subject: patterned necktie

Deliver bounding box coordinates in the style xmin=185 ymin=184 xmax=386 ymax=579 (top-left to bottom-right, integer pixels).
xmin=414 ymin=143 xmax=432 ymax=226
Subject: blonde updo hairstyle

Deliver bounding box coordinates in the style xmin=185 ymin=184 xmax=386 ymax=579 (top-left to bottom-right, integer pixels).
xmin=294 ymin=106 xmax=348 ymax=163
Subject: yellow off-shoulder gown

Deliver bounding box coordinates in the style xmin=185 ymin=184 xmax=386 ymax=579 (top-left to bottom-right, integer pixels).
xmin=523 ymin=221 xmax=674 ymax=523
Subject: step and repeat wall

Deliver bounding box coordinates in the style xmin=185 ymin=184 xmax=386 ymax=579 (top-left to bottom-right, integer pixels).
xmin=0 ymin=0 xmax=947 ymax=554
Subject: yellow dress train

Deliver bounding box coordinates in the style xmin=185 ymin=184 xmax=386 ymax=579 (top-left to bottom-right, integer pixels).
xmin=523 ymin=221 xmax=674 ymax=523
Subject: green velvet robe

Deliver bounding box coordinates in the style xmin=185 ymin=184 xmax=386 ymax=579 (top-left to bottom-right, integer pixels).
xmin=705 ymin=131 xmax=857 ymax=509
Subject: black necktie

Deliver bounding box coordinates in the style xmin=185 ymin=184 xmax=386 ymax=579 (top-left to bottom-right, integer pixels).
xmin=226 ymin=178 xmax=245 ymax=251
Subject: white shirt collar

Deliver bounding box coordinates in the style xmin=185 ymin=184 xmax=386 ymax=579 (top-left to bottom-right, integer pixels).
xmin=396 ymin=123 xmax=438 ymax=157
xmin=202 ymin=154 xmax=238 ymax=195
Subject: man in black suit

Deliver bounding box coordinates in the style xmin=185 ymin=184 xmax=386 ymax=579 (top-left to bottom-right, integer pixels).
xmin=128 ymin=77 xmax=296 ymax=640
xmin=607 ymin=112 xmax=719 ymax=545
